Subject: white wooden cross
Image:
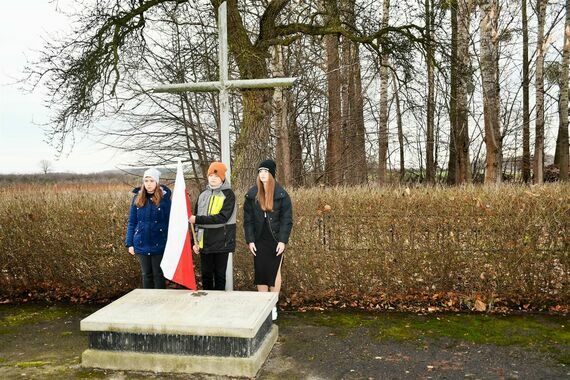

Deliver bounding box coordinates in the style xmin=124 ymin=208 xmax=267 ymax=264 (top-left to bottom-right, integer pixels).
xmin=151 ymin=1 xmax=297 ymax=291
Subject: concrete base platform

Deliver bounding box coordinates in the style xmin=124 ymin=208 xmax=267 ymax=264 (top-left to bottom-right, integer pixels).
xmin=80 ymin=289 xmax=278 ymax=377
xmin=82 ymin=325 xmax=278 ymax=377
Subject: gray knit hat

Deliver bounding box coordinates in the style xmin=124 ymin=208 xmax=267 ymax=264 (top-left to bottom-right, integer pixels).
xmin=143 ymin=167 xmax=161 ymax=184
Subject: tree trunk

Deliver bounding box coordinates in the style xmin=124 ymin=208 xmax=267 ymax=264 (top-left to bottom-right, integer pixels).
xmin=271 ymin=45 xmax=292 ymax=187
xmin=341 ymin=32 xmax=351 ymax=181
xmin=392 ymin=72 xmax=405 ymax=182
xmin=350 ymin=42 xmax=368 ymax=184
xmin=341 ymin=0 xmax=367 ymax=185
xmin=522 ymin=0 xmax=531 ymax=183
xmin=555 ymin=0 xmax=569 ymax=181
xmin=447 ymin=0 xmax=458 ymax=185
xmin=495 ymin=4 xmax=503 ymax=181
xmin=314 ymin=120 xmax=324 ymax=184
xmin=425 ymin=0 xmax=436 ymax=184
xmin=534 ymin=0 xmax=547 ymax=184
xmin=480 ymin=0 xmax=502 ymax=184
xmin=448 ymin=126 xmax=457 ymax=184
xmin=325 ymin=32 xmax=343 ymax=186
xmin=378 ymin=0 xmax=390 ymax=184
xmin=233 ymin=89 xmax=274 ymax=187
xmin=290 ymin=119 xmax=304 ymax=186
xmin=455 ymin=0 xmax=472 ymax=184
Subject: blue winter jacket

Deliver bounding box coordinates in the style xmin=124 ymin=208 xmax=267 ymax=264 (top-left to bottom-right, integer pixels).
xmin=125 ymin=185 xmax=172 ymax=255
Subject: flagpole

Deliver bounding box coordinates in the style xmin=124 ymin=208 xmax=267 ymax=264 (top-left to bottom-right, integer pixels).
xmin=160 ymin=159 xmax=197 ymax=290
xmin=189 ymin=223 xmax=198 ymax=246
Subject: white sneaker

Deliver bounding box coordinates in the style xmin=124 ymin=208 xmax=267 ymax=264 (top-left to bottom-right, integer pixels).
xmin=271 ymin=306 xmax=278 ymax=321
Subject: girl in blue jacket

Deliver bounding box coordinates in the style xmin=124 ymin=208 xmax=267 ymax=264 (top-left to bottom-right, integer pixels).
xmin=125 ymin=168 xmax=172 ymax=289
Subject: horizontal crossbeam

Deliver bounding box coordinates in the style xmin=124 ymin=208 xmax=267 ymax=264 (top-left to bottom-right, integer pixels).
xmin=152 ymin=77 xmax=297 ymax=93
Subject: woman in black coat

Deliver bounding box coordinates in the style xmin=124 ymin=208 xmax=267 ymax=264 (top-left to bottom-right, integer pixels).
xmin=243 ymin=159 xmax=293 ymax=320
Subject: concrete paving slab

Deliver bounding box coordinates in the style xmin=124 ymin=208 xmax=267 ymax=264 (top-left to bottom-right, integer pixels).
xmin=80 ymin=289 xmax=278 ymax=338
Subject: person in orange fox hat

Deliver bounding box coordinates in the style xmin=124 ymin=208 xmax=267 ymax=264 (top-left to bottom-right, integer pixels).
xmin=189 ymin=161 xmax=236 ymax=290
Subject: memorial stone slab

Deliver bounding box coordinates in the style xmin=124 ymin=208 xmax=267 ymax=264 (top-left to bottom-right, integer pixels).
xmin=81 ymin=289 xmax=278 ymax=377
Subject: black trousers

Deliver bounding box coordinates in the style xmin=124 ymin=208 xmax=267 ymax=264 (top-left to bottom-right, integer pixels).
xmin=137 ymin=254 xmax=166 ymax=289
xmin=200 ymin=252 xmax=229 ymax=291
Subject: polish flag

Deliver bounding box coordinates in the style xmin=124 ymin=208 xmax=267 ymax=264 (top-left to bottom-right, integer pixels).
xmin=161 ymin=160 xmax=197 ymax=290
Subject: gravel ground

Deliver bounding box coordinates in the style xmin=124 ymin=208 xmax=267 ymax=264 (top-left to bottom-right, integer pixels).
xmin=0 ymin=305 xmax=568 ymax=379
xmin=261 ymin=314 xmax=569 ymax=379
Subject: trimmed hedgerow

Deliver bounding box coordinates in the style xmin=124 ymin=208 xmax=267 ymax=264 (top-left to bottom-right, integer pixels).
xmin=0 ymin=183 xmax=568 ymax=310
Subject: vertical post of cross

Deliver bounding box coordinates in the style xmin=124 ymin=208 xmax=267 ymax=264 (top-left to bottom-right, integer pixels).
xmin=150 ymin=1 xmax=297 ymax=291
xmin=218 ymin=2 xmax=231 ymax=183
xmin=217 ymin=2 xmax=234 ymax=291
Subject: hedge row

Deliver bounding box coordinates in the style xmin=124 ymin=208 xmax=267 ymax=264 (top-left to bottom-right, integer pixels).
xmin=0 ymin=183 xmax=568 ymax=310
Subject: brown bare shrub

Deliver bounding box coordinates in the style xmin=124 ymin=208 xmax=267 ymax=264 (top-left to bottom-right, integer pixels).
xmin=269 ymin=184 xmax=569 ymax=311
xmin=0 ymin=183 xmax=138 ymax=302
xmin=1 ymin=183 xmax=568 ymax=310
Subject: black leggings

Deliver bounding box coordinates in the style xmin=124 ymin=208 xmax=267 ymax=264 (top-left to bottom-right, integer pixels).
xmin=200 ymin=252 xmax=229 ymax=291
xmin=137 ymin=254 xmax=166 ymax=289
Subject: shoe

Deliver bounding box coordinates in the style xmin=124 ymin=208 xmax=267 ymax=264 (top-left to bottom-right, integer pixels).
xmin=272 ymin=306 xmax=278 ymax=321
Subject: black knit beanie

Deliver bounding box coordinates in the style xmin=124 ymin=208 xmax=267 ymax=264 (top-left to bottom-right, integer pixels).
xmin=258 ymin=159 xmax=277 ymax=178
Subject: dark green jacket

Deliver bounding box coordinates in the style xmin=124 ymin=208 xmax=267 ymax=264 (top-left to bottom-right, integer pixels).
xmin=194 ymin=182 xmax=236 ymax=254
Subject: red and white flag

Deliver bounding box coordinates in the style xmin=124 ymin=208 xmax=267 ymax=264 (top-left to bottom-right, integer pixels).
xmin=161 ymin=160 xmax=197 ymax=290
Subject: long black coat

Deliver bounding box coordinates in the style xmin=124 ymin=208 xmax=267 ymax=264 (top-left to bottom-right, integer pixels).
xmin=243 ymin=184 xmax=293 ymax=244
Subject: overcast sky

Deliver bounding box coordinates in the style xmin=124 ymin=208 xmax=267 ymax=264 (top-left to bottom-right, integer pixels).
xmin=0 ymin=1 xmax=131 ymax=174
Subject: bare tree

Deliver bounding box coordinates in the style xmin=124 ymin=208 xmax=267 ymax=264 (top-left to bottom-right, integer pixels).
xmin=94 ymin=6 xmax=222 ymax=184
xmin=341 ymin=0 xmax=367 ymax=185
xmin=378 ymin=0 xmax=390 ymax=184
xmin=480 ymin=0 xmax=502 ymax=184
xmin=272 ymin=45 xmax=292 ymax=186
xmin=554 ymin=0 xmax=569 ymax=181
xmin=392 ymin=72 xmax=405 ymax=181
xmin=425 ymin=0 xmax=436 ymax=183
xmin=324 ymin=29 xmax=343 ymax=186
xmin=447 ymin=0 xmax=459 ymax=185
xmin=39 ymin=160 xmax=53 ymax=175
xmin=454 ymin=0 xmax=473 ymax=184
xmin=534 ymin=0 xmax=547 ymax=184
xmin=284 ymin=32 xmax=327 ymax=186
xmin=28 ymin=0 xmax=424 ymax=188
xmin=522 ymin=0 xmax=531 ymax=183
